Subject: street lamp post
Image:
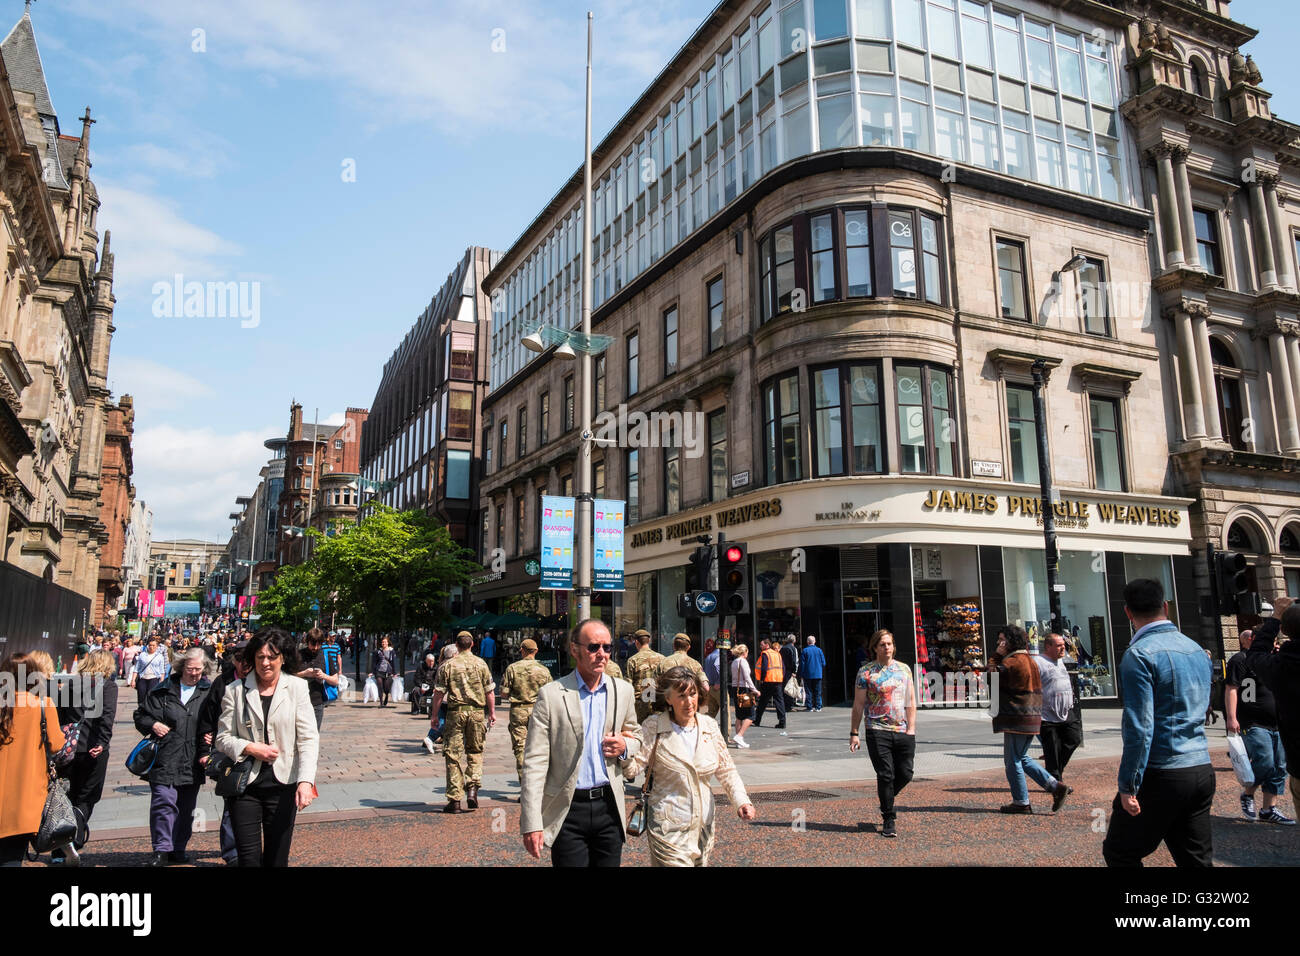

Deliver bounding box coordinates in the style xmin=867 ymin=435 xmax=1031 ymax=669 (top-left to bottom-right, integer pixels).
xmin=1030 ymin=359 xmax=1062 ymax=634
xmin=576 ymin=12 xmax=595 ymax=625
xmin=1031 ymin=254 xmax=1088 ymax=637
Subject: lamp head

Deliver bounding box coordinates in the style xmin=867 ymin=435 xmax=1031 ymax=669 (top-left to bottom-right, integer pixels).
xmin=554 ymin=341 xmax=577 ymax=360
xmin=522 ymin=330 xmax=545 ymax=354
xmin=1061 ymin=254 xmax=1088 ymax=273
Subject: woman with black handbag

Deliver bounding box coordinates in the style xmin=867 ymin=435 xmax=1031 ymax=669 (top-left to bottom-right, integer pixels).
xmin=133 ymin=647 xmax=215 ymax=866
xmin=215 ymin=628 xmax=319 ymax=867
xmin=0 ymin=654 xmax=67 ymax=866
xmin=52 ymin=649 xmax=118 ymax=864
xmin=729 ymin=644 xmax=758 ymax=748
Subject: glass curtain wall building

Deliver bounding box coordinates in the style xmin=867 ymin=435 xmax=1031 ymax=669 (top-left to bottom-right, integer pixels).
xmin=489 ymin=0 xmax=1126 ymax=391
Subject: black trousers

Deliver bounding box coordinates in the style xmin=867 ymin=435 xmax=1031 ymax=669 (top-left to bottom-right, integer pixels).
xmin=0 ymin=834 xmax=29 ymax=867
xmin=1103 ymin=764 xmax=1215 ymax=868
xmin=376 ymin=674 xmax=393 ymax=705
xmin=864 ymin=729 xmax=916 ymax=820
xmin=754 ymin=682 xmax=786 ymax=726
xmin=551 ymin=789 xmax=623 ymax=867
xmin=1039 ymin=715 xmax=1083 ymax=781
xmin=229 ymin=777 xmax=299 ymax=867
xmin=65 ymin=750 xmax=110 ymax=829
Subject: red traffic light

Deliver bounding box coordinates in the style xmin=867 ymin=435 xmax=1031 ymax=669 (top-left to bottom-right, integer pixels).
xmin=725 ymin=546 xmax=743 ymax=563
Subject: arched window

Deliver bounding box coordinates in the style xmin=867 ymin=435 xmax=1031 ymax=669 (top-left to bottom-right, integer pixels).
xmin=1190 ymin=59 xmax=1209 ymax=97
xmin=1227 ymin=517 xmax=1265 ymax=554
xmin=1210 ymin=337 xmax=1246 ymax=450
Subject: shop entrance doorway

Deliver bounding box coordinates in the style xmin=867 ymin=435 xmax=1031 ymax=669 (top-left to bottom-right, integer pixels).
xmin=842 ymin=610 xmax=882 ymax=702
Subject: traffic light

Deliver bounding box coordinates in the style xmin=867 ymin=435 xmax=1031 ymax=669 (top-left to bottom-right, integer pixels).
xmin=718 ymin=542 xmax=750 ymax=616
xmin=687 ymin=544 xmax=714 ymax=591
xmin=1215 ymin=550 xmax=1260 ymax=617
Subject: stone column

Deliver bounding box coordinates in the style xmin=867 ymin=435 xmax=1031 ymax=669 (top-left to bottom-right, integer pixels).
xmin=1263 ymin=175 xmax=1295 ymax=292
xmin=1248 ymin=179 xmax=1279 ymax=290
xmin=1190 ymin=305 xmax=1222 ymax=440
xmin=1151 ymin=145 xmax=1185 ymax=270
xmin=1168 ymin=304 xmax=1207 ymax=440
xmin=1267 ymin=322 xmax=1300 ymax=452
xmin=1173 ymin=147 xmax=1201 ymax=270
xmin=1288 ymin=333 xmax=1300 ymax=422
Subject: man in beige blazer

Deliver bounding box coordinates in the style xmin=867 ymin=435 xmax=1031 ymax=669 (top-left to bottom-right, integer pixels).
xmin=520 ymin=619 xmax=641 ymax=866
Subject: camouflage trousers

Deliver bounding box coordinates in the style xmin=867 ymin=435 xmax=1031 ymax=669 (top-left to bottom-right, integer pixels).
xmin=508 ymin=703 xmax=533 ymax=778
xmin=444 ymin=707 xmax=486 ymax=801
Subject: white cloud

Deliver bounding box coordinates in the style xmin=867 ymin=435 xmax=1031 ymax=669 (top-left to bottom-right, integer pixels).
xmin=121 ymin=142 xmax=222 ymax=179
xmin=63 ymin=0 xmax=701 ymax=136
xmin=133 ymin=422 xmax=277 ymax=541
xmin=107 ymin=356 xmax=214 ymax=416
xmin=322 ymin=411 xmax=346 ymax=426
xmin=96 ymin=183 xmax=245 ymax=295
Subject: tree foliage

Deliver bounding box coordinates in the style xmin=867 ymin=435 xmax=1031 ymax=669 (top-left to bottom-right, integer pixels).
xmin=254 ymin=562 xmax=325 ymax=631
xmin=309 ymin=506 xmax=481 ymax=663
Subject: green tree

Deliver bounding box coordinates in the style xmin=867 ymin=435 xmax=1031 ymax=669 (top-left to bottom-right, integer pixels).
xmin=254 ymin=562 xmax=325 ymax=631
xmin=311 ymin=505 xmax=481 ymax=667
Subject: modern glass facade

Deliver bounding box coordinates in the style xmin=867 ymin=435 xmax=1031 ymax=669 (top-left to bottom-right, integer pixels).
xmin=488 ymin=0 xmax=1126 ymax=392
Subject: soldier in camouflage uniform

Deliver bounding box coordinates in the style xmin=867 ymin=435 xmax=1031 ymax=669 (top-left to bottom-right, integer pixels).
xmin=625 ymin=629 xmax=666 ymax=722
xmin=662 ymin=633 xmax=709 ymax=696
xmin=500 ymin=638 xmax=553 ymax=779
xmin=605 ymin=658 xmax=624 ymax=680
xmin=430 ymin=631 xmax=496 ymax=813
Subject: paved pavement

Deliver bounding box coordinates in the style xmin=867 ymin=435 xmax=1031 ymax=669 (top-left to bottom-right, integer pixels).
xmin=88 ymin=680 xmax=1213 ymax=839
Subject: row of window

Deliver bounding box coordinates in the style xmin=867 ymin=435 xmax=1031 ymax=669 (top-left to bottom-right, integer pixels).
xmin=760 ymin=362 xmax=1128 ymax=490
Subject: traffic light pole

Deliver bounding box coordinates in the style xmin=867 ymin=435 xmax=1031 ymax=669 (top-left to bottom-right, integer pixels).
xmin=716 ymin=533 xmax=729 ymax=739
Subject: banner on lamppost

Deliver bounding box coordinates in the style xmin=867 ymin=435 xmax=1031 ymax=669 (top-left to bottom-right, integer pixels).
xmin=540 ymin=495 xmax=576 ymax=590
xmin=151 ymin=591 xmax=166 ymax=618
xmin=137 ymin=590 xmax=151 ymax=617
xmin=238 ymin=595 xmax=247 ymax=611
xmin=593 ymin=498 xmax=625 ymax=591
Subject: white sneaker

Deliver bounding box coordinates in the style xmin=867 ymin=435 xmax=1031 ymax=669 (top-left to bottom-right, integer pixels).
xmin=734 ymin=736 xmax=750 ymax=748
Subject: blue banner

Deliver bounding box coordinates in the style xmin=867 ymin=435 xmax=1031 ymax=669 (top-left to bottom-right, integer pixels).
xmin=540 ymin=495 xmax=576 ymax=590
xmin=593 ymin=498 xmax=625 ymax=591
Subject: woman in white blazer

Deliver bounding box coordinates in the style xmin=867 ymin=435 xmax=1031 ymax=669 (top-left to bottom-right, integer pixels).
xmin=623 ymin=665 xmax=756 ymax=867
xmin=216 ymin=629 xmax=319 ymax=867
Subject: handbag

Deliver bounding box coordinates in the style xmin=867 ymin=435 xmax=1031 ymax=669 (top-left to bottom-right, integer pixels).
xmin=32 ymin=708 xmax=80 ymax=855
xmin=1227 ymin=733 xmax=1255 ymax=787
xmin=736 ymin=688 xmax=757 ymax=708
xmin=210 ymin=686 xmax=258 ymax=798
xmin=125 ymin=736 xmax=160 ymax=778
xmin=626 ymin=731 xmax=660 ymax=838
xmin=54 ymin=721 xmax=81 ymax=767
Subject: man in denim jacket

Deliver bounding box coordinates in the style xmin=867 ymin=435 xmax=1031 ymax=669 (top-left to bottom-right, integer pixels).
xmin=1102 ymin=578 xmax=1214 ymax=867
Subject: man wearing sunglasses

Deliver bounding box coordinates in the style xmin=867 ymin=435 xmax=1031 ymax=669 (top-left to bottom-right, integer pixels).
xmin=521 ymin=619 xmax=642 ymax=866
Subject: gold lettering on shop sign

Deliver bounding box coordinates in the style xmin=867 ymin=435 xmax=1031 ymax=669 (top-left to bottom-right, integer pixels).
xmin=632 ymin=498 xmax=783 ymax=549
xmin=922 ymin=488 xmax=998 ymax=513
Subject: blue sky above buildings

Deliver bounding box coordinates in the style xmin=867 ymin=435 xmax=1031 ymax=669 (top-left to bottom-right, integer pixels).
xmin=24 ymin=0 xmax=1300 ymax=541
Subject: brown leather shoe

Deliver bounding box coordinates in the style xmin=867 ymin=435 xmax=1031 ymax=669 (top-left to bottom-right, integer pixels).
xmin=466 ymin=786 xmax=479 ymax=810
xmin=443 ymin=799 xmax=463 ymax=814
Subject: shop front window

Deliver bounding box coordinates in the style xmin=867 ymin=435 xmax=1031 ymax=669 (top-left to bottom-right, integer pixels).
xmin=754 ymin=549 xmax=802 ymax=648
xmin=1003 ymin=546 xmax=1115 ymax=697
xmin=911 ymin=544 xmax=988 ymax=705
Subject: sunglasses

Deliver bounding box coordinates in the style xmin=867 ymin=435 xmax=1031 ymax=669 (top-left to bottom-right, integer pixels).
xmin=582 ymin=642 xmax=613 ymax=654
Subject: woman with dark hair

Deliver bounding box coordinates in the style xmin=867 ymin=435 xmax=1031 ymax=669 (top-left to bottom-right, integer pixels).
xmin=0 ymin=654 xmax=66 ymax=865
xmin=133 ymin=647 xmax=215 ymax=866
xmin=850 ymin=629 xmax=916 ymax=838
xmin=370 ymin=635 xmax=397 ymax=708
xmin=216 ymin=628 xmax=319 ymax=867
xmin=622 ymin=665 xmax=756 ymax=866
xmin=992 ymin=626 xmax=1070 ymax=814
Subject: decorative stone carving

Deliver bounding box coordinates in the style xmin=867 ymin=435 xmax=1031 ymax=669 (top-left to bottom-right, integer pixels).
xmin=1162 ymin=297 xmax=1212 ymax=321
xmin=1246 ymin=55 xmax=1263 ymax=87
xmin=1139 ymin=17 xmax=1157 ymax=52
xmin=1230 ymin=50 xmax=1248 ymax=87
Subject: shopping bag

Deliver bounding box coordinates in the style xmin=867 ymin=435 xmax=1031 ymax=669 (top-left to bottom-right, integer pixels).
xmin=362 ymin=676 xmax=379 ymax=703
xmin=1227 ymin=733 xmax=1255 ymax=787
xmin=391 ymin=676 xmax=405 ymax=702
xmin=337 ymin=674 xmax=350 ymax=698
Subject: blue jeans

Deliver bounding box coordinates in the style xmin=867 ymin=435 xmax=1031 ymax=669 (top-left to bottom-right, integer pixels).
xmin=1243 ymin=726 xmax=1288 ymax=796
xmin=804 ymin=679 xmax=823 ymax=710
xmin=1003 ymin=733 xmax=1057 ymax=804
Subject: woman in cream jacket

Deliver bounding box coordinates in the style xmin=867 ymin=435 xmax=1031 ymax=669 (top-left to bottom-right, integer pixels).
xmin=623 ymin=665 xmax=756 ymax=866
xmin=216 ymin=628 xmax=319 ymax=867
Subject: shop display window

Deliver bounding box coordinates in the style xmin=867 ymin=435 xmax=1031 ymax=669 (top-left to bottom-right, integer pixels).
xmin=911 ymin=544 xmax=987 ymax=704
xmin=755 ymin=550 xmax=802 ymax=647
xmin=1003 ymin=546 xmax=1115 ymax=697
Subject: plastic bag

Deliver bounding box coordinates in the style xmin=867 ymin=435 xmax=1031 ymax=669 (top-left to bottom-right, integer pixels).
xmin=337 ymin=674 xmax=350 ymax=698
xmin=391 ymin=676 xmax=405 ymax=702
xmin=362 ymin=676 xmax=379 ymax=703
xmin=1227 ymin=733 xmax=1255 ymax=787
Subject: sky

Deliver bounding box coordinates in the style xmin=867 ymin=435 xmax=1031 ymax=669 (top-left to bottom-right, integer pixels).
xmin=23 ymin=0 xmax=1300 ymax=545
